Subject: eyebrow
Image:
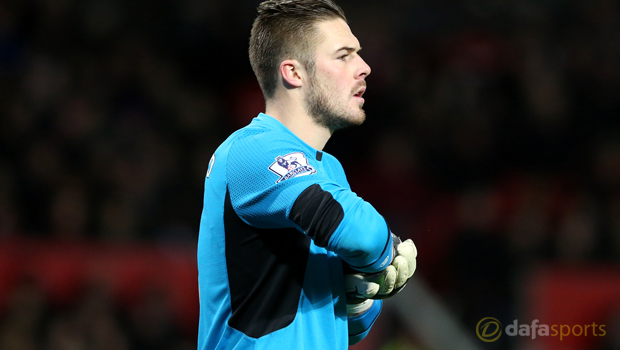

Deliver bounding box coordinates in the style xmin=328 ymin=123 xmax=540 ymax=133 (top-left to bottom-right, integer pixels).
xmin=335 ymin=46 xmax=361 ymax=54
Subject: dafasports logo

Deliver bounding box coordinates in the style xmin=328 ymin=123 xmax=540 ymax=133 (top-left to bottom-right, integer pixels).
xmin=476 ymin=318 xmax=607 ymax=342
xmin=476 ymin=318 xmax=503 ymax=342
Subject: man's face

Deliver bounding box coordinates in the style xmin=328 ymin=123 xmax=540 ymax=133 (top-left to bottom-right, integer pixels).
xmin=303 ymin=18 xmax=371 ymax=132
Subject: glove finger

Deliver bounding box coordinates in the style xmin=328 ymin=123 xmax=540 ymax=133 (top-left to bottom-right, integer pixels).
xmin=377 ymin=265 xmax=396 ymax=295
xmin=397 ymin=239 xmax=417 ymax=257
xmin=407 ymin=257 xmax=417 ymax=279
xmin=397 ymin=239 xmax=417 ymax=279
xmin=359 ymin=281 xmax=380 ymax=298
xmin=344 ymin=274 xmax=365 ymax=293
xmin=345 ymin=273 xmax=382 ymax=298
xmin=393 ymin=256 xmax=409 ymax=288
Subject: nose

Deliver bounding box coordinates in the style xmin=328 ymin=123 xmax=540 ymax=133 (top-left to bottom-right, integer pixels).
xmin=358 ymin=56 xmax=371 ymax=79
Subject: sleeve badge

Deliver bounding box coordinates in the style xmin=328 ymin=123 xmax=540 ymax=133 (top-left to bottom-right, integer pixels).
xmin=268 ymin=152 xmax=317 ymax=183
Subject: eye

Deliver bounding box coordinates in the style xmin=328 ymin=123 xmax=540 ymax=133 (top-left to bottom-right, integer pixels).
xmin=338 ymin=53 xmax=349 ymax=60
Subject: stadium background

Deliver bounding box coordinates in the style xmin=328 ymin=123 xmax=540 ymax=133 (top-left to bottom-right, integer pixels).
xmin=0 ymin=0 xmax=619 ymax=349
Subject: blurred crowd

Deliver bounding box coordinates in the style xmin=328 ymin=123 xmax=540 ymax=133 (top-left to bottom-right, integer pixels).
xmin=0 ymin=278 xmax=194 ymax=350
xmin=1 ymin=0 xmax=619 ymax=349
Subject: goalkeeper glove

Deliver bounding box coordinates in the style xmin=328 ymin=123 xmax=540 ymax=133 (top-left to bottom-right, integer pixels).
xmin=345 ymin=234 xmax=417 ymax=303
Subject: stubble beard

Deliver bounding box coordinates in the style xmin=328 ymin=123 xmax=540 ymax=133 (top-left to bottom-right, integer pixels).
xmin=304 ymin=76 xmax=366 ymax=133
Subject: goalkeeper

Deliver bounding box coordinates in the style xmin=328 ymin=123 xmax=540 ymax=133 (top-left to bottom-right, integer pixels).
xmin=197 ymin=0 xmax=417 ymax=349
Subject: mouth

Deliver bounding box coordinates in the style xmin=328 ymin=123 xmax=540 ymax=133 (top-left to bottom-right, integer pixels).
xmin=353 ymin=84 xmax=366 ymax=103
xmin=353 ymin=85 xmax=366 ymax=98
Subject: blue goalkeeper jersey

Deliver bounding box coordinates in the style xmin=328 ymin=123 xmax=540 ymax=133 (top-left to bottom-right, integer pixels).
xmin=197 ymin=113 xmax=392 ymax=350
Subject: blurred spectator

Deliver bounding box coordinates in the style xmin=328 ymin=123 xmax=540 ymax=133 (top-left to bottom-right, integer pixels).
xmin=127 ymin=288 xmax=187 ymax=350
xmin=448 ymin=186 xmax=515 ymax=348
xmin=0 ymin=280 xmax=48 ymax=350
xmin=44 ymin=283 xmax=130 ymax=350
xmin=598 ymin=307 xmax=620 ymax=350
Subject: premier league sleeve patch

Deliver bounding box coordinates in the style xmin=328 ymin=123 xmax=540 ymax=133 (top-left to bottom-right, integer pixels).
xmin=268 ymin=152 xmax=317 ymax=183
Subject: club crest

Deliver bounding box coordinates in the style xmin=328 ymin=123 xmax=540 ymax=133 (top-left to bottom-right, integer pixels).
xmin=268 ymin=152 xmax=316 ymax=183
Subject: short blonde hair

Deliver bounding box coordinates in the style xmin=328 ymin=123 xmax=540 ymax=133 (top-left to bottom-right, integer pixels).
xmin=249 ymin=0 xmax=347 ymax=99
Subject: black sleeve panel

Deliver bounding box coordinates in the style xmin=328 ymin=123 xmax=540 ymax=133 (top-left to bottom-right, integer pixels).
xmin=289 ymin=184 xmax=344 ymax=248
xmin=225 ymin=188 xmax=310 ymax=338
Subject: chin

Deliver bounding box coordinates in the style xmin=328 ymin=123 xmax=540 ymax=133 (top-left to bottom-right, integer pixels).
xmin=352 ymin=109 xmax=366 ymax=125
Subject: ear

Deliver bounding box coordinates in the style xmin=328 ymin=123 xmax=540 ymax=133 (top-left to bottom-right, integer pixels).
xmin=279 ymin=59 xmax=304 ymax=89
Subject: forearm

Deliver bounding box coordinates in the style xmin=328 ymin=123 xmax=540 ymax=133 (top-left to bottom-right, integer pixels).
xmin=347 ymin=299 xmax=383 ymax=345
xmin=289 ymin=183 xmax=393 ymax=273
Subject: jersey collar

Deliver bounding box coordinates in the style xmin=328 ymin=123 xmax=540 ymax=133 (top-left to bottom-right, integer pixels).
xmin=253 ymin=113 xmax=320 ymax=155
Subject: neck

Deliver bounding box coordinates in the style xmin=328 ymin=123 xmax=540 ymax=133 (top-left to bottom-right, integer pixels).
xmin=265 ymin=97 xmax=332 ymax=151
